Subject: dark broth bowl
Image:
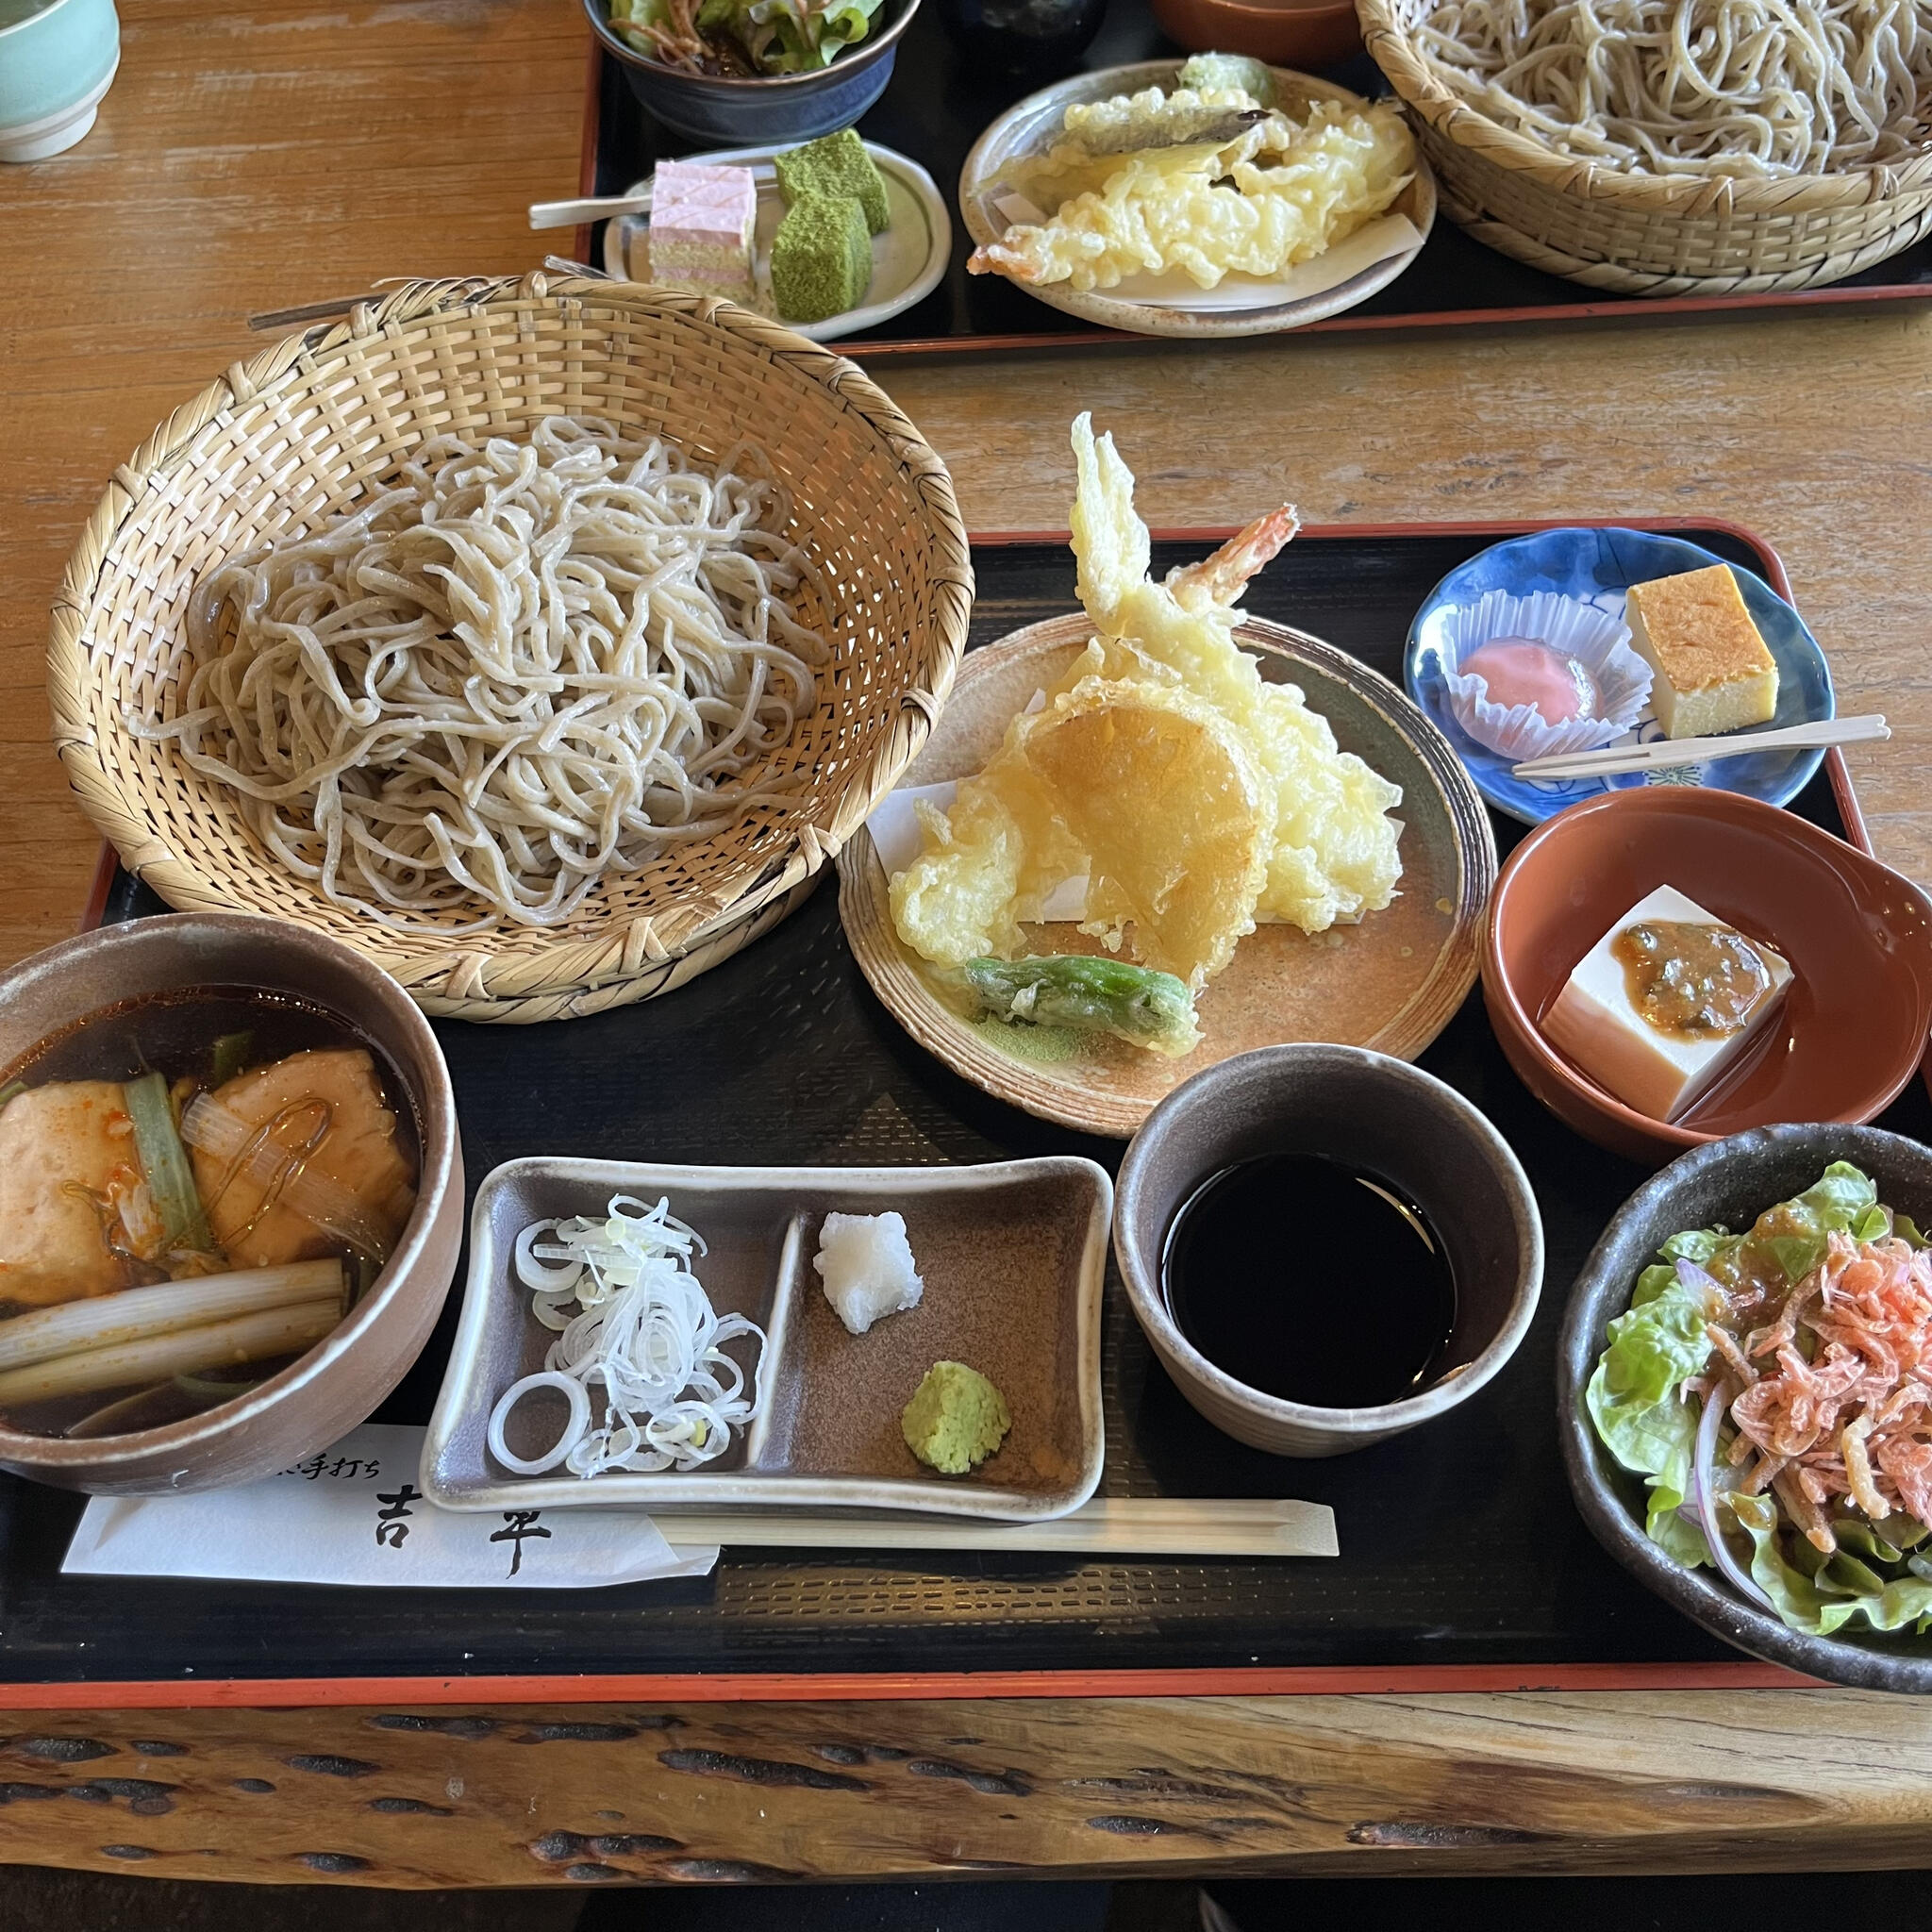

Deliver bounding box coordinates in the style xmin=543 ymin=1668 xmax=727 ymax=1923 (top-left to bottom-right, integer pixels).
xmin=1114 ymin=1043 xmax=1543 ymax=1457
xmin=1559 ymin=1121 xmax=1932 ymax=1692
xmin=0 ymin=914 xmax=460 ymax=1493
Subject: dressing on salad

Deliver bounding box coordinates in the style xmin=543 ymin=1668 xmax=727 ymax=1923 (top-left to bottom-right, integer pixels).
xmin=1589 ymin=1162 xmax=1932 ymax=1637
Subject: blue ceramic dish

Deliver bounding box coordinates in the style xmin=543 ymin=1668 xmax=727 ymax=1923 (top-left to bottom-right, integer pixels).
xmin=1404 ymin=526 xmax=1835 ymax=827
xmin=583 ymin=0 xmax=917 ymax=143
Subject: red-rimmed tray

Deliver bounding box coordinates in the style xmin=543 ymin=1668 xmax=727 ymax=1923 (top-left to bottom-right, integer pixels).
xmin=30 ymin=517 xmax=1919 ymax=1711
xmin=575 ymin=3 xmax=1932 ymax=360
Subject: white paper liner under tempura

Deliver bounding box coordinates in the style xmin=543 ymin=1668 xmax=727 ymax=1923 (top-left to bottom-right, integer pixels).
xmin=1434 ymin=589 xmax=1653 ymax=759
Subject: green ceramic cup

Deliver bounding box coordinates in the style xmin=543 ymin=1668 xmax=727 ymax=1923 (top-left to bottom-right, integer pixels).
xmin=0 ymin=0 xmax=120 ymax=162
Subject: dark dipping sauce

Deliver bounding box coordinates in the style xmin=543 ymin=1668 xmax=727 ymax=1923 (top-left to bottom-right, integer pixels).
xmin=1160 ymin=1153 xmax=1457 ymax=1409
xmin=1611 ymin=919 xmax=1772 ymax=1041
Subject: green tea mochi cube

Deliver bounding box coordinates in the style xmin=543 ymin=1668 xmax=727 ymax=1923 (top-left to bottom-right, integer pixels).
xmin=773 ymin=127 xmax=890 ymax=236
xmin=771 ymin=193 xmax=872 ymax=324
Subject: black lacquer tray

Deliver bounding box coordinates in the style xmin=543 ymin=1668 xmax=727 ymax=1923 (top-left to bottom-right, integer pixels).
xmin=8 ymin=519 xmax=1916 ymax=1699
xmin=581 ymin=0 xmax=1932 ymax=359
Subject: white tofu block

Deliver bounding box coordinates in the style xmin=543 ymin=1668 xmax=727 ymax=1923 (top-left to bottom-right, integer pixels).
xmin=1542 ymin=884 xmax=1791 ymax=1123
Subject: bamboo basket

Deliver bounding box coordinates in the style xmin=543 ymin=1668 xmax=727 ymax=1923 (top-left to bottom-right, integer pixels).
xmin=1357 ymin=0 xmax=1932 ymax=294
xmin=49 ymin=274 xmax=974 ymax=1023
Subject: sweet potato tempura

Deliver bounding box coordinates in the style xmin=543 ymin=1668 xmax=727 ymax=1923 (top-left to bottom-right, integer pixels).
xmin=889 ymin=413 xmax=1404 ymax=991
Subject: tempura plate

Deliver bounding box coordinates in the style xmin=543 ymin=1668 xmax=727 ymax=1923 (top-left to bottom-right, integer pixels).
xmin=839 ymin=615 xmax=1496 ymax=1137
xmin=957 ymin=59 xmax=1436 ymax=341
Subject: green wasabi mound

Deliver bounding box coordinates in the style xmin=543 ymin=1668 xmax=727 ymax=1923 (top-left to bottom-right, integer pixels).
xmin=901 ymin=1360 xmax=1011 ymax=1476
xmin=1177 ymin=52 xmax=1276 ymax=107
xmin=774 ymin=127 xmax=890 ymax=235
xmin=772 ymin=193 xmax=872 ymax=324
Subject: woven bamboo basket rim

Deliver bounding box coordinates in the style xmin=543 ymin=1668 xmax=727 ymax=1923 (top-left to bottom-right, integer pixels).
xmin=1357 ymin=0 xmax=1932 ymax=216
xmin=49 ymin=272 xmax=974 ymax=1024
xmin=1439 ymin=181 xmax=1932 ymax=294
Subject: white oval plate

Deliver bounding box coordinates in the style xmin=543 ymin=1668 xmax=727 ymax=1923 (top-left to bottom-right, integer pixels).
xmin=602 ymin=140 xmax=951 ymax=343
xmin=958 ymin=60 xmax=1435 ymax=341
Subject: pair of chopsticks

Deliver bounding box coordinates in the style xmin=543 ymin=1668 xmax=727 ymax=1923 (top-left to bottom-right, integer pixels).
xmin=529 ymin=175 xmax=779 ymax=230
xmin=245 ymin=261 xmax=607 ymax=334
xmin=652 ymin=1495 xmax=1338 ymax=1558
xmin=1511 ymin=713 xmax=1889 ymax=782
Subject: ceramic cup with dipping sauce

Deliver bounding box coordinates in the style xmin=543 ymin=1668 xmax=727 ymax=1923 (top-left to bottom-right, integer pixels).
xmin=1114 ymin=1043 xmax=1543 ymax=1457
xmin=0 ymin=0 xmax=119 ymax=163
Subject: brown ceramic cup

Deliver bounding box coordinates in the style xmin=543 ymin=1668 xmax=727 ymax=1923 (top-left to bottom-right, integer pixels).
xmin=1483 ymin=786 xmax=1932 ymax=1167
xmin=0 ymin=913 xmax=462 ymax=1492
xmin=1113 ymin=1043 xmax=1542 ymax=1457
xmin=1147 ymin=0 xmax=1363 ymax=68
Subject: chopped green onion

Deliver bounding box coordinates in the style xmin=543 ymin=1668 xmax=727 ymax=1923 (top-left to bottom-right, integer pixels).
xmin=209 ymin=1031 xmax=255 ymax=1086
xmin=125 ymin=1071 xmax=217 ymax=1257
xmin=0 ymin=1081 xmax=23 ymax=1113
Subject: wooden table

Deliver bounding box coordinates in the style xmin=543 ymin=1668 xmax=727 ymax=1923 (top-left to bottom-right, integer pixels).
xmin=4 ymin=0 xmax=1932 ymax=1890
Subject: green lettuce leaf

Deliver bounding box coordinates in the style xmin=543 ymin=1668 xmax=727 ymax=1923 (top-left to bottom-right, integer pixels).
xmin=1660 ymin=1227 xmax=1733 ymax=1267
xmin=1761 ymin=1160 xmax=1878 ymax=1284
xmin=605 ymin=0 xmax=671 ymax=49
xmin=1732 ymin=1492 xmax=1932 ymax=1635
xmin=740 ymin=0 xmax=881 ymax=69
xmin=1585 ymin=1260 xmax=1716 ymax=1555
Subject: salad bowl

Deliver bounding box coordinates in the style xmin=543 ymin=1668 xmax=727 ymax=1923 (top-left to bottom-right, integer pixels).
xmin=1560 ymin=1122 xmax=1932 ymax=1694
xmin=584 ymin=0 xmax=919 ymax=142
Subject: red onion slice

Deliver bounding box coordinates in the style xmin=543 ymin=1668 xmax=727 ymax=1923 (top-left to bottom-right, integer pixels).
xmin=1689 ymin=1380 xmax=1774 ymax=1611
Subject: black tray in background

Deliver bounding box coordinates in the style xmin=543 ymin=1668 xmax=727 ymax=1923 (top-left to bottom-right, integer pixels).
xmin=5 ymin=522 xmax=1921 ymax=1690
xmin=586 ymin=0 xmax=1932 ymax=358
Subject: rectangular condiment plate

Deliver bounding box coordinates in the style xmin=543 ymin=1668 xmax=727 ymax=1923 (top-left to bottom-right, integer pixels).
xmin=422 ymin=1156 xmax=1109 ymax=1522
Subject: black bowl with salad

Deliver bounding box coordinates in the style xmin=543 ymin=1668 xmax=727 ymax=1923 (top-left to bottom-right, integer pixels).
xmin=1560 ymin=1121 xmax=1932 ymax=1692
xmin=586 ymin=0 xmax=917 ymax=142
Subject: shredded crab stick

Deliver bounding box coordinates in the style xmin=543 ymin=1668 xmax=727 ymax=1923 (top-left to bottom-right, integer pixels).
xmin=1717 ymin=1231 xmax=1932 ymax=1550
xmin=487 ymin=1195 xmax=765 ymax=1478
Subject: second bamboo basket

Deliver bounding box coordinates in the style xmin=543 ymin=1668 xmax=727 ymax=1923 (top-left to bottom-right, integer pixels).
xmin=1357 ymin=0 xmax=1932 ymax=295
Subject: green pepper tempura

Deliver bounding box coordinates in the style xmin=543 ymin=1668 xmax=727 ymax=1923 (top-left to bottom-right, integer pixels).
xmin=950 ymin=955 xmax=1200 ymax=1058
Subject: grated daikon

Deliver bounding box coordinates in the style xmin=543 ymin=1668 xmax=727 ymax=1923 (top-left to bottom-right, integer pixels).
xmin=814 ymin=1210 xmax=924 ymax=1336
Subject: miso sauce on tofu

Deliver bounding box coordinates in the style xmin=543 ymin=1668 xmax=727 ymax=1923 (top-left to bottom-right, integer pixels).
xmin=1542 ymin=885 xmax=1792 ymax=1123
xmin=0 ymin=988 xmax=419 ymax=1438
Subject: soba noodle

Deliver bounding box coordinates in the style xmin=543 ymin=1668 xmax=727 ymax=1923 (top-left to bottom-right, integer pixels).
xmin=1409 ymin=0 xmax=1932 ymax=177
xmin=142 ymin=416 xmax=826 ymax=933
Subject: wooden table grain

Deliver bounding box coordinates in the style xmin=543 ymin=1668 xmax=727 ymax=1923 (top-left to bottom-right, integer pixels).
xmin=3 ymin=0 xmax=1932 ymax=1890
